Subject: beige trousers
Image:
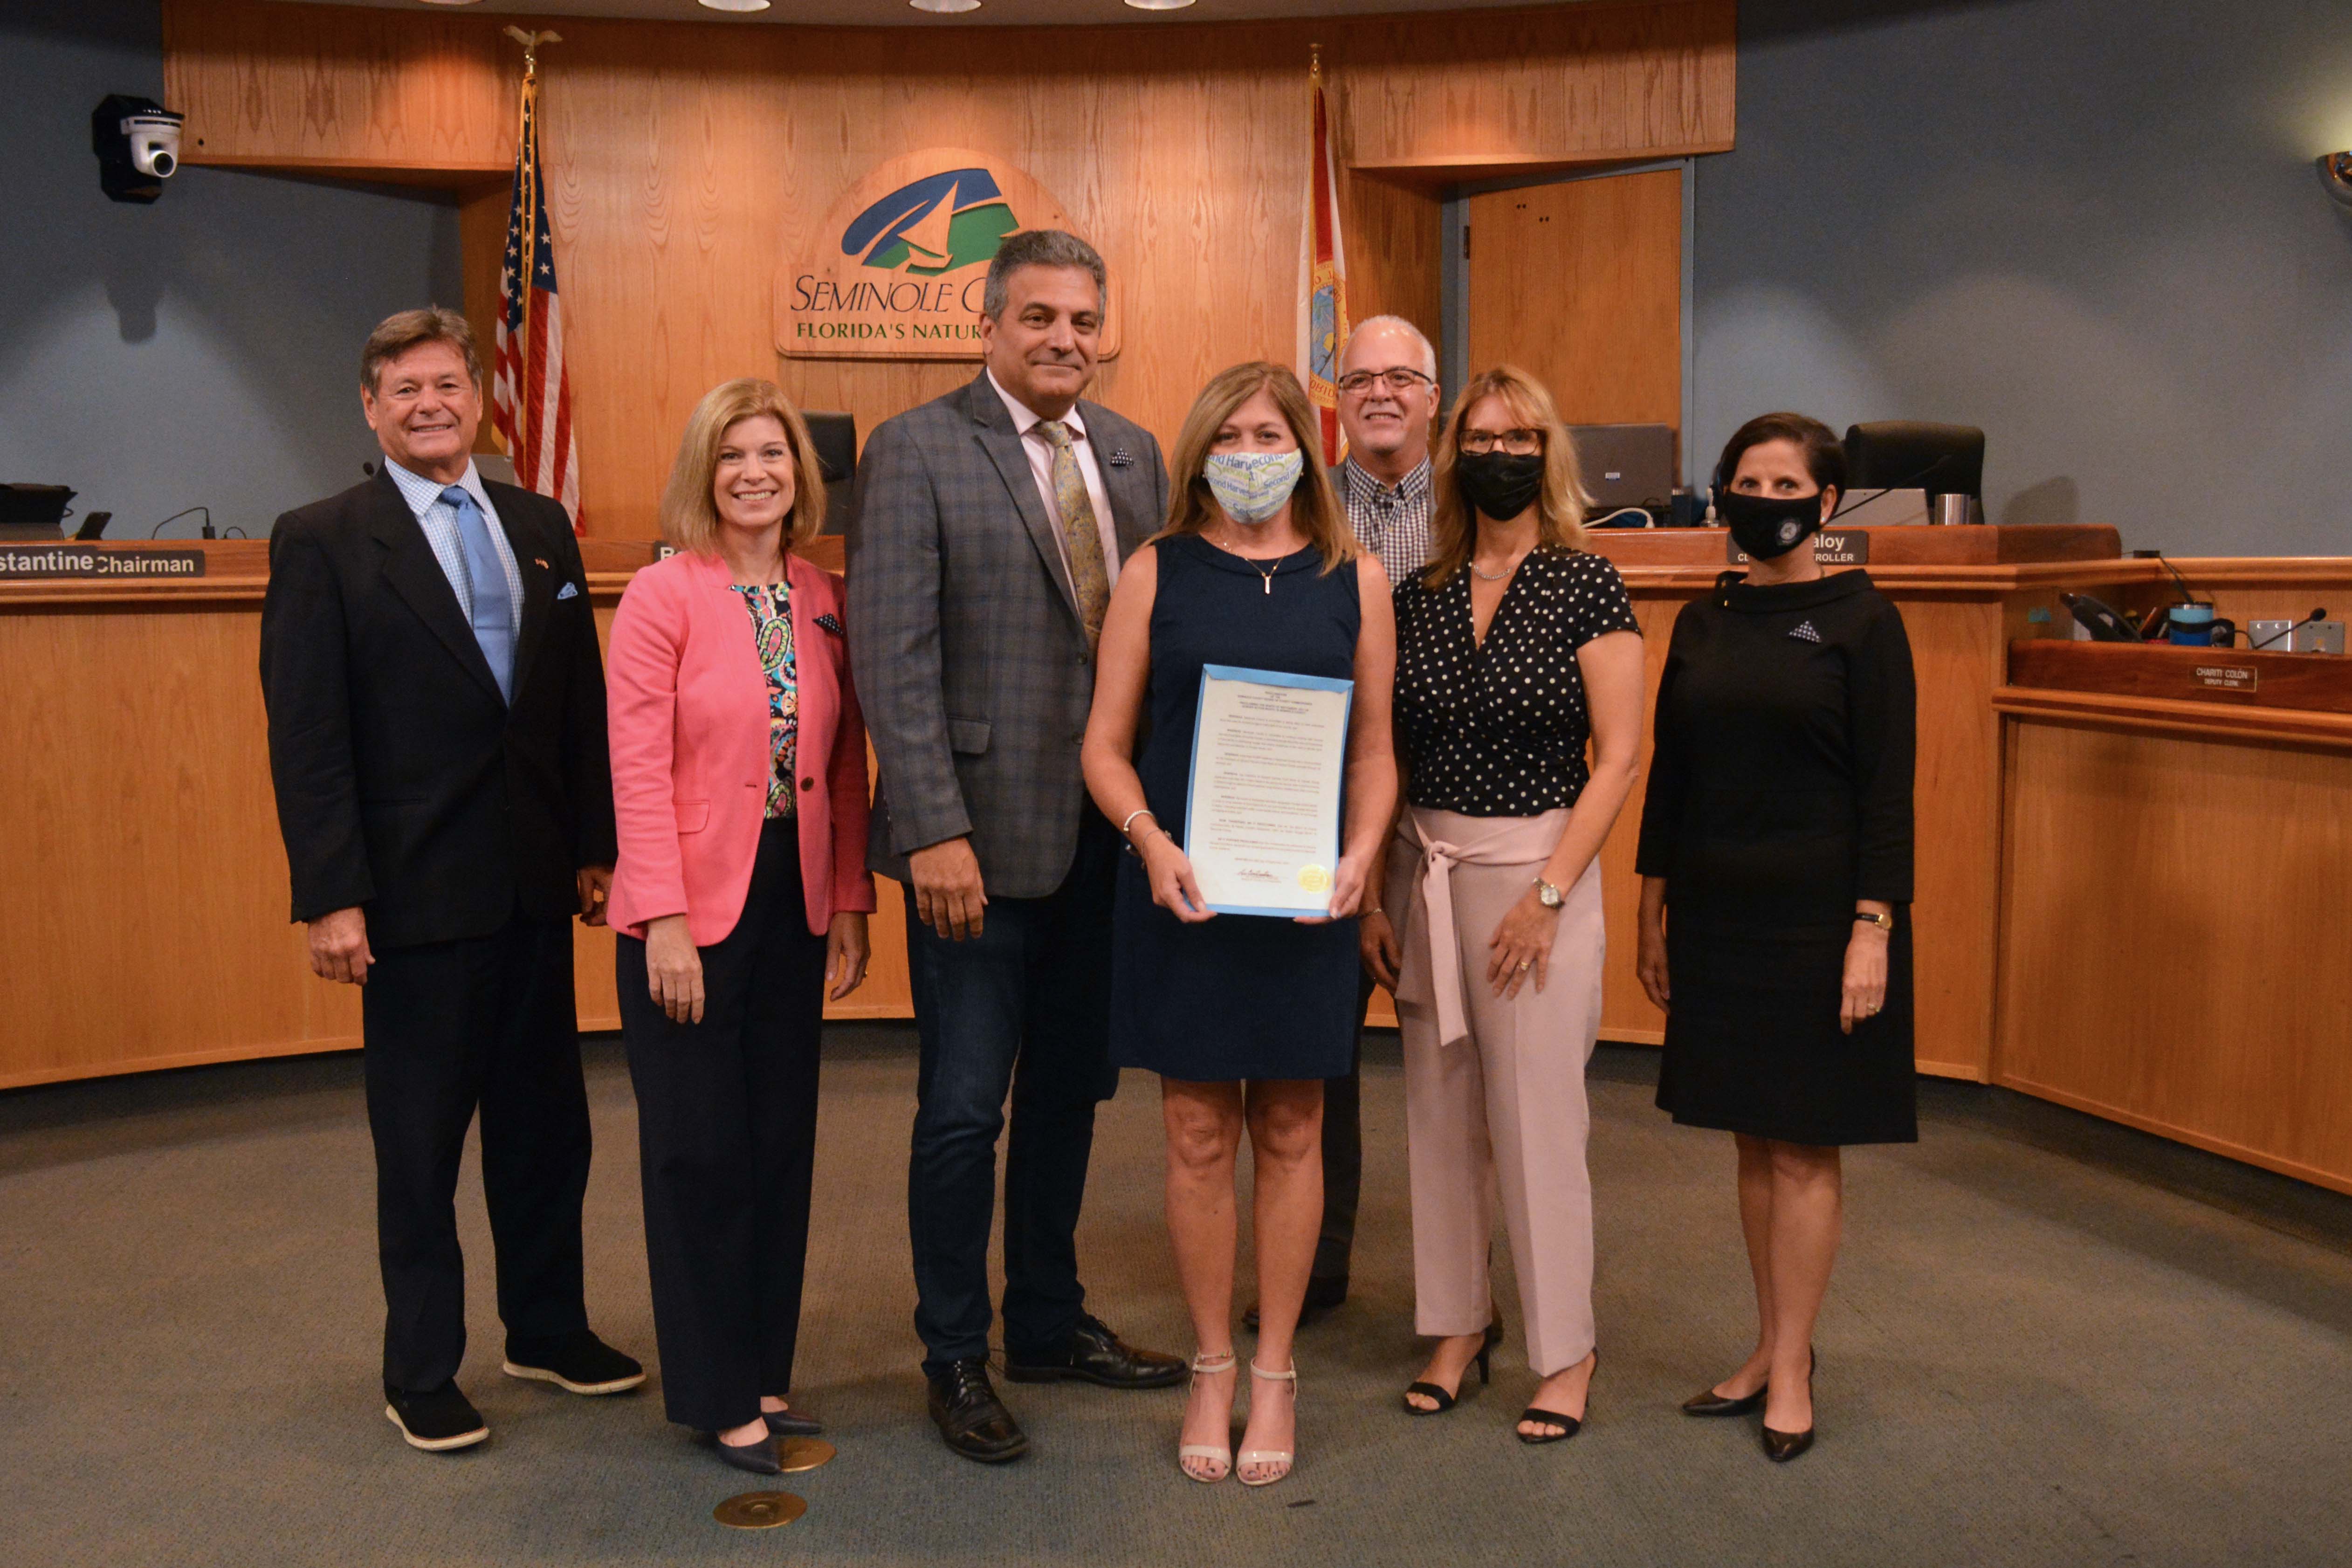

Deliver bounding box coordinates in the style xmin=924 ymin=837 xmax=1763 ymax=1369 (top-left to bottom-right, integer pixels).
xmin=1390 ymin=807 xmax=1604 ymax=1376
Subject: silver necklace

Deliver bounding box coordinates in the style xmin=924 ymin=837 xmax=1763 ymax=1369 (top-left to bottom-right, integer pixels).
xmin=1470 ymin=551 xmax=1527 ymax=583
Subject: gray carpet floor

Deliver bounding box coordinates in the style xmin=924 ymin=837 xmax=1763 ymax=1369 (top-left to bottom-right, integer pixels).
xmin=7 ymin=1028 xmax=2352 ymax=1567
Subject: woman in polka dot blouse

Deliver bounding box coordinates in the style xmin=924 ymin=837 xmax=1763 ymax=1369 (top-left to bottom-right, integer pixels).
xmin=1375 ymin=365 xmax=1645 ymax=1444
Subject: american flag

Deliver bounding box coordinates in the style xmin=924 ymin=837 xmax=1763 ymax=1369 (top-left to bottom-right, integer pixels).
xmin=491 ymin=66 xmax=581 ymax=530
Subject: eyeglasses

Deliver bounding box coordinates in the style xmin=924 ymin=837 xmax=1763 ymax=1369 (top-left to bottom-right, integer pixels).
xmin=1459 ymin=427 xmax=1545 ymax=456
xmin=1335 ymin=367 xmax=1435 ymax=397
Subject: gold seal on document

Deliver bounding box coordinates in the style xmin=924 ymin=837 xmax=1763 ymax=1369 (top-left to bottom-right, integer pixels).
xmin=1298 ymin=865 xmax=1331 ymax=893
xmin=714 ymin=1491 xmax=807 ymax=1529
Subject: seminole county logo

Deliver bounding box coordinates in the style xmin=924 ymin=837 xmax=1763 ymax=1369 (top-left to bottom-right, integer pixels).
xmin=777 ymin=147 xmax=1122 ymax=362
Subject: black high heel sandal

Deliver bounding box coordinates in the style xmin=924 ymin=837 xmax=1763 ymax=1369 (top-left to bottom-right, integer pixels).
xmin=1402 ymin=1316 xmax=1503 ymax=1416
xmin=1761 ymin=1351 xmax=1818 ymax=1463
xmin=1516 ymin=1349 xmax=1597 ymax=1445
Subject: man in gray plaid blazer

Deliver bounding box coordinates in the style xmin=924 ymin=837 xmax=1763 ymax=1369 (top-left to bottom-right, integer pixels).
xmin=848 ymin=230 xmax=1182 ymax=1465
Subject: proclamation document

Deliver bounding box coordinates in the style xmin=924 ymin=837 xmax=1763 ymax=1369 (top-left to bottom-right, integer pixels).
xmin=1184 ymin=664 xmax=1354 ymax=917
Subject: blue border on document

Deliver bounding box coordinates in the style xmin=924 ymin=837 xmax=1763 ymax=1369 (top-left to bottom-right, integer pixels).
xmin=1184 ymin=663 xmax=1355 ymax=918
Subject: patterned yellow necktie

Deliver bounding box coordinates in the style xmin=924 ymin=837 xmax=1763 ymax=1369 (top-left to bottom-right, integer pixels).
xmin=1036 ymin=420 xmax=1110 ymax=646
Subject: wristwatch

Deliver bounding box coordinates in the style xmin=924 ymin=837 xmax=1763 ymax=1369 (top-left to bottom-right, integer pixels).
xmin=1854 ymin=910 xmax=1894 ymax=933
xmin=1534 ymin=878 xmax=1566 ymax=909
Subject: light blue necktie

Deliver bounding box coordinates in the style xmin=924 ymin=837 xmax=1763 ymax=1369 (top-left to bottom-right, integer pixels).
xmin=443 ymin=485 xmax=515 ymax=702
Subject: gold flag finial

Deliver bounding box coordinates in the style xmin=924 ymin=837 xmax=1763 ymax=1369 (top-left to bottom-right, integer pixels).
xmin=502 ymin=26 xmax=562 ymax=77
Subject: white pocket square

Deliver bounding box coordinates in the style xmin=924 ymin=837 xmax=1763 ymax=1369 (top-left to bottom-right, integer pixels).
xmin=556 ymin=581 xmax=580 ymax=601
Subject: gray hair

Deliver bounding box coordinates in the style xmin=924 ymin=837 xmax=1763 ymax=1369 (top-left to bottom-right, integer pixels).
xmin=1344 ymin=315 xmax=1438 ymax=382
xmin=361 ymin=306 xmax=481 ymax=393
xmin=982 ymin=229 xmax=1107 ymax=321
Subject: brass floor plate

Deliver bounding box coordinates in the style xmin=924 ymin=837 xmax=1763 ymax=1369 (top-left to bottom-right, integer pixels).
xmin=777 ymin=1437 xmax=837 ymax=1473
xmin=713 ymin=1491 xmax=807 ymax=1530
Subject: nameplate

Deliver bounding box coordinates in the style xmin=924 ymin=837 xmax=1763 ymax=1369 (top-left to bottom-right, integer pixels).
xmin=0 ymin=544 xmax=207 ymax=580
xmin=2193 ymin=664 xmax=2258 ymax=694
xmin=1726 ymin=529 xmax=1870 ymax=568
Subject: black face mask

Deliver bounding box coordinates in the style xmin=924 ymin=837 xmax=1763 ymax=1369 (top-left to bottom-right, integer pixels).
xmin=1718 ymin=488 xmax=1825 ymax=560
xmin=1456 ymin=452 xmax=1546 ymax=522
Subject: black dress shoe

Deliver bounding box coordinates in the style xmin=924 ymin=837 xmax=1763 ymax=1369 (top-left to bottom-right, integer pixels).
xmin=1681 ymin=1384 xmax=1767 ymax=1417
xmin=384 ymin=1382 xmax=489 ymax=1452
xmin=503 ymin=1330 xmax=645 ymax=1395
xmin=1685 ymin=1348 xmax=1810 ymax=1418
xmin=1003 ymin=1314 xmax=1185 ymax=1389
xmin=763 ymin=1406 xmax=825 ymax=1437
xmin=1761 ymin=1350 xmax=1818 ymax=1463
xmin=716 ymin=1432 xmax=783 ymax=1475
xmin=1244 ymin=1276 xmax=1348 ymax=1334
xmin=927 ymin=1359 xmax=1029 ymax=1463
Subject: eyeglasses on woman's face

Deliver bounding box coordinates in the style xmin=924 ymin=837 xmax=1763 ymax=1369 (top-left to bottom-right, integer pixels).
xmin=1335 ymin=367 xmax=1435 ymax=398
xmin=1458 ymin=426 xmax=1544 ymax=457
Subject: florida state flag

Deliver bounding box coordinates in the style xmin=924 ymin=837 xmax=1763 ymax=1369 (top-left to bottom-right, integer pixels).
xmin=1299 ymin=51 xmax=1351 ymax=465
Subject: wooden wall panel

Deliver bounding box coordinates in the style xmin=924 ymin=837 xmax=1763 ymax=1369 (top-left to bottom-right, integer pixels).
xmin=161 ymin=0 xmax=509 ymax=176
xmin=1995 ymin=719 xmax=2352 ymax=1193
xmin=1343 ymin=0 xmax=1736 ymax=176
xmin=1468 ymin=167 xmax=1682 ymax=436
xmin=164 ymin=0 xmax=1731 ymax=539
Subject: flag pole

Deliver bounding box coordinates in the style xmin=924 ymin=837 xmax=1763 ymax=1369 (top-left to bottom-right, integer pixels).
xmin=499 ymin=28 xmax=560 ymax=461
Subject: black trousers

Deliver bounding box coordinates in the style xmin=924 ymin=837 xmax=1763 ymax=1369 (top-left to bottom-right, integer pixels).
xmin=361 ymin=910 xmax=592 ymax=1395
xmin=1313 ymin=970 xmax=1377 ymax=1284
xmin=904 ymin=812 xmax=1119 ymax=1376
xmin=618 ymin=819 xmax=830 ymax=1432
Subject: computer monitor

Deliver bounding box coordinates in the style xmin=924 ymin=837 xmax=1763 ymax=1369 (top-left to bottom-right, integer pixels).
xmin=804 ymin=411 xmax=857 ymax=536
xmin=1567 ymin=424 xmax=1677 ymax=519
xmin=1843 ymin=421 xmax=1984 ymax=500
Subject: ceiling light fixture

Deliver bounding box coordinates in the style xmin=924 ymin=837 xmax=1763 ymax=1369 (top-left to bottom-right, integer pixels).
xmin=2321 ymin=151 xmax=2352 ymax=208
xmin=415 ymin=0 xmax=484 ymax=7
xmin=698 ymin=0 xmax=773 ymax=10
xmin=909 ymin=0 xmax=982 ymax=12
xmin=1124 ymin=0 xmax=1197 ymax=9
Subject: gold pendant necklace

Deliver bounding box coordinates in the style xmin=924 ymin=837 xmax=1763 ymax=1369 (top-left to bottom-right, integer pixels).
xmin=1213 ymin=532 xmax=1287 ymax=594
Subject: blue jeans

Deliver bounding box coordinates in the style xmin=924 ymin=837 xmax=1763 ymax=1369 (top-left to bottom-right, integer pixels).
xmin=905 ymin=816 xmax=1119 ymax=1376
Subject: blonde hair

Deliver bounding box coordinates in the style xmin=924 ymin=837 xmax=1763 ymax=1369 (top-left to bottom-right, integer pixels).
xmin=1155 ymin=362 xmax=1356 ymax=574
xmin=660 ymin=378 xmax=828 ymax=555
xmin=1423 ymin=364 xmax=1590 ymax=591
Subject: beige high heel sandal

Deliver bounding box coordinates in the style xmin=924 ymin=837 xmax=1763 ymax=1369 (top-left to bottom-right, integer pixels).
xmin=1178 ymin=1351 xmax=1236 ymax=1483
xmin=1237 ymin=1361 xmax=1297 ymax=1487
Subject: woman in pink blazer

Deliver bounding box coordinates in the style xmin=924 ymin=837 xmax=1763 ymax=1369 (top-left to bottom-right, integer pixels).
xmin=606 ymin=378 xmax=876 ymax=1475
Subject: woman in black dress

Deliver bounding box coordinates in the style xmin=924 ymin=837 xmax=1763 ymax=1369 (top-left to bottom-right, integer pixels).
xmin=1082 ymin=363 xmax=1396 ymax=1487
xmin=1634 ymin=412 xmax=1917 ymax=1463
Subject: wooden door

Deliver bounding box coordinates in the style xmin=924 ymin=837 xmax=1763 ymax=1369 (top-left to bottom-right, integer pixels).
xmin=1466 ymin=168 xmax=1683 ymax=435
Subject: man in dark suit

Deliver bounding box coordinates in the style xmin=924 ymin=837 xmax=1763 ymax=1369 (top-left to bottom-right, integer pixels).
xmin=261 ymin=307 xmax=640 ymax=1453
xmin=849 ymin=232 xmax=1183 ymax=1464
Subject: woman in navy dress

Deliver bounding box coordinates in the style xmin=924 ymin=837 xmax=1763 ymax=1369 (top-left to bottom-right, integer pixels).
xmin=1083 ymin=362 xmax=1396 ymax=1489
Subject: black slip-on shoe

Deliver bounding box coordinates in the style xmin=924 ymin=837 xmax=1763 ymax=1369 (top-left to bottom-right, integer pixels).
xmin=927 ymin=1359 xmax=1029 ymax=1463
xmin=385 ymin=1382 xmax=490 ymax=1452
xmin=716 ymin=1432 xmax=784 ymax=1475
xmin=502 ymin=1329 xmax=646 ymax=1395
xmin=763 ymin=1407 xmax=825 ymax=1437
xmin=1003 ymin=1314 xmax=1185 ymax=1389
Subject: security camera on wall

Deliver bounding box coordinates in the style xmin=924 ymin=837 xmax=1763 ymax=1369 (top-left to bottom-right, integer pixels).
xmin=92 ymin=95 xmax=186 ymax=205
